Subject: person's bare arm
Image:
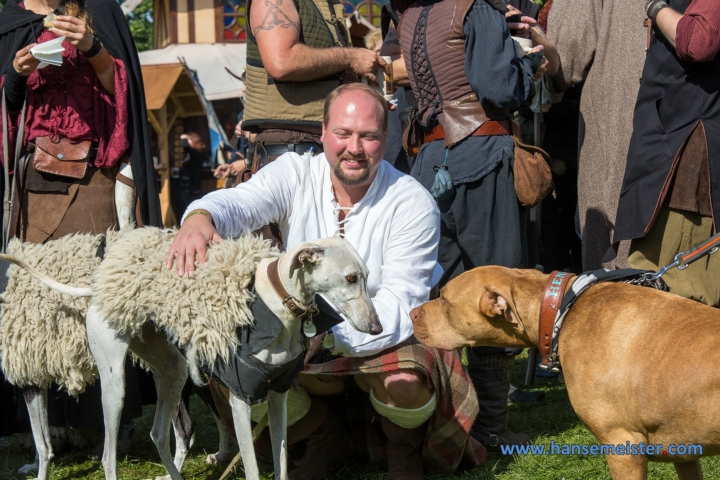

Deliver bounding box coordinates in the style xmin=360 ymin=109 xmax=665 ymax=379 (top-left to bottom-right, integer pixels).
xmin=250 ymin=0 xmax=383 ymax=82
xmin=530 ymin=26 xmax=559 ymax=76
xmin=51 ymin=16 xmax=115 ymax=94
xmin=654 ymin=6 xmax=683 ymax=48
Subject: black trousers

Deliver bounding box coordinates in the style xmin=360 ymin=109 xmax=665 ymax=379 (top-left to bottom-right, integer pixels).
xmin=422 ymin=152 xmax=526 ymax=356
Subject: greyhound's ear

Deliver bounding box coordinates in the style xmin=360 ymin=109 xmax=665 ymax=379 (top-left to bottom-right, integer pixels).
xmin=479 ymin=287 xmax=525 ymax=334
xmin=288 ymin=247 xmax=324 ymax=278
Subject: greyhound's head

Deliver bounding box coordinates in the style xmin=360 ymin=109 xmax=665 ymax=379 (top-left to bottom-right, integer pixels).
xmin=409 ymin=266 xmax=540 ymax=350
xmin=281 ymin=237 xmax=382 ymax=335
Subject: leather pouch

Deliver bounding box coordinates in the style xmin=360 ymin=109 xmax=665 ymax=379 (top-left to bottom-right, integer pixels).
xmin=401 ymin=107 xmax=423 ymax=157
xmin=31 ymin=136 xmax=93 ymax=180
xmin=512 ymin=135 xmax=553 ymax=207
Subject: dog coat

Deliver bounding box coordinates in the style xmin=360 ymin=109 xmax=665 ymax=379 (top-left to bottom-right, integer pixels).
xmin=208 ymin=292 xmax=305 ymax=404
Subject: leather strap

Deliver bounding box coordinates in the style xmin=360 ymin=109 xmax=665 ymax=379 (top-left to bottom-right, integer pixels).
xmin=538 ymin=271 xmax=576 ymax=367
xmin=266 ymin=257 xmax=318 ymax=318
xmin=2 ymin=89 xmax=26 ymax=253
xmin=424 ymin=120 xmax=512 ymax=143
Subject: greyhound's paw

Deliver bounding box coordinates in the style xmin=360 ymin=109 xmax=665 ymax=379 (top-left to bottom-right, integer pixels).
xmin=154 ymin=475 xmax=171 ymax=480
xmin=206 ymin=451 xmax=229 ymax=465
xmin=18 ymin=462 xmax=39 ymax=474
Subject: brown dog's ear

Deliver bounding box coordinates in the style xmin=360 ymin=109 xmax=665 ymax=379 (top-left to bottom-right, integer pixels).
xmin=288 ymin=247 xmax=324 ymax=278
xmin=479 ymin=287 xmax=525 ymax=334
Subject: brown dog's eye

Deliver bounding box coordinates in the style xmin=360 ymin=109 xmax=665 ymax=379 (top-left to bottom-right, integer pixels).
xmin=346 ymin=274 xmax=357 ymax=284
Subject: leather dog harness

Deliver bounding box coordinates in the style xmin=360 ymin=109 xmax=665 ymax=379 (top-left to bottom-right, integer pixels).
xmin=538 ymin=271 xmax=576 ymax=372
xmin=537 ymin=269 xmax=668 ymax=373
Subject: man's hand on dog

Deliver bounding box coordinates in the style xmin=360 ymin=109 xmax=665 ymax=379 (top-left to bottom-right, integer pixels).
xmin=166 ymin=213 xmax=222 ymax=277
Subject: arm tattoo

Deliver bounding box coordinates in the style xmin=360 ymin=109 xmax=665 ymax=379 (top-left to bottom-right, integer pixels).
xmin=256 ymin=0 xmax=300 ymax=32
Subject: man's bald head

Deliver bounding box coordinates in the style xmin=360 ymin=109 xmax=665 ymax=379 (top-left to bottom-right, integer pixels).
xmin=323 ymin=83 xmax=388 ymax=131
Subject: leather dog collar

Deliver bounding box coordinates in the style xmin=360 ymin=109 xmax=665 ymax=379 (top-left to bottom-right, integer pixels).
xmin=266 ymin=256 xmax=318 ymax=319
xmin=538 ymin=271 xmax=576 ymax=370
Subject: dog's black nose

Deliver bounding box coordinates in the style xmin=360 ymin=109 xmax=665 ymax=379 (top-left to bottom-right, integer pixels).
xmin=369 ymin=323 xmax=383 ymax=335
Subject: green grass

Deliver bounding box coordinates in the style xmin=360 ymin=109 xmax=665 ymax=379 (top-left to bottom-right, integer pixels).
xmin=2 ymin=352 xmax=719 ymax=479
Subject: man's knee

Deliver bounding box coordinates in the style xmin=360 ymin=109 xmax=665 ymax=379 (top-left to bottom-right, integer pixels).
xmin=383 ymin=370 xmax=433 ymax=409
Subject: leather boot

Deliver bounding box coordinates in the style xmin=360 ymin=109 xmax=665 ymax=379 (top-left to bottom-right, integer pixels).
xmin=288 ymin=397 xmax=354 ymax=480
xmin=381 ymin=416 xmax=426 ymax=480
xmin=467 ymin=350 xmax=530 ymax=452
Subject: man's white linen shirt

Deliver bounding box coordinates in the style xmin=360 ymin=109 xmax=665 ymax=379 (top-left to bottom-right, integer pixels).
xmin=185 ymin=152 xmax=440 ymax=357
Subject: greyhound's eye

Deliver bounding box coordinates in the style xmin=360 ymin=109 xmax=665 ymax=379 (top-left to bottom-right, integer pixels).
xmin=346 ymin=274 xmax=357 ymax=284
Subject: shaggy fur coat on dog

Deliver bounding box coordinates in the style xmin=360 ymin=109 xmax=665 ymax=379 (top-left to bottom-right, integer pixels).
xmin=0 ymin=232 xmax=117 ymax=396
xmin=0 ymin=227 xmax=279 ymax=396
xmin=91 ymin=228 xmax=279 ymax=384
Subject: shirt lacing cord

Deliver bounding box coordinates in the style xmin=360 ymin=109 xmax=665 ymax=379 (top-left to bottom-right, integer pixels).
xmin=332 ymin=206 xmax=352 ymax=238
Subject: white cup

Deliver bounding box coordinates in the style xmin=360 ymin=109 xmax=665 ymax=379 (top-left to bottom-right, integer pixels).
xmin=512 ymin=36 xmax=534 ymax=57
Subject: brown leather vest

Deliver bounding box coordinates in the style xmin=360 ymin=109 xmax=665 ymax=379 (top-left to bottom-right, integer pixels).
xmin=399 ymin=0 xmax=509 ymax=146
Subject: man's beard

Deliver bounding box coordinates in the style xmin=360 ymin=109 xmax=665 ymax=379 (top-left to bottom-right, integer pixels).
xmin=334 ymin=155 xmax=371 ymax=186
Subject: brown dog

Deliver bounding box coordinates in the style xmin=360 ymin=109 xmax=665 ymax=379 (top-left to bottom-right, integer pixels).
xmin=409 ymin=266 xmax=720 ymax=480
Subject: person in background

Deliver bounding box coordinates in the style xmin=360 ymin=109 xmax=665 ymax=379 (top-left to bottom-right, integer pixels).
xmin=364 ymin=28 xmax=383 ymax=53
xmin=609 ymin=0 xmax=720 ymax=307
xmin=171 ymin=132 xmax=207 ymax=219
xmin=393 ymin=0 xmax=546 ymax=454
xmin=546 ymin=0 xmax=646 ymax=271
xmin=0 ymin=0 xmax=161 ymax=459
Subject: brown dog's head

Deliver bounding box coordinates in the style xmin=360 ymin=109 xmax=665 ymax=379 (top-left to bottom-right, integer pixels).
xmin=410 ymin=266 xmax=542 ymax=351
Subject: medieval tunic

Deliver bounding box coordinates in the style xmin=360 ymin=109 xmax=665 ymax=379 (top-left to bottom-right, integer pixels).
xmin=546 ymin=0 xmax=646 ymax=270
xmin=404 ymin=0 xmax=535 ymax=283
xmin=612 ymin=0 xmax=720 ymax=246
xmin=609 ymin=0 xmax=720 ymax=306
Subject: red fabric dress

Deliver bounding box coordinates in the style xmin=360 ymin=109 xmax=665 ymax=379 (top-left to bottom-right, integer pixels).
xmin=0 ymin=27 xmax=131 ymax=243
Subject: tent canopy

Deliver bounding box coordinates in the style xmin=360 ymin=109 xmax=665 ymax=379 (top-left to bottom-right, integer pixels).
xmin=141 ymin=63 xmax=205 ymax=115
xmin=139 ymin=43 xmax=246 ymax=101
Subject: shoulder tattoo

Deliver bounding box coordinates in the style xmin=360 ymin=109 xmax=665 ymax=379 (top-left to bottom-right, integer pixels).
xmin=255 ymin=0 xmax=301 ymax=33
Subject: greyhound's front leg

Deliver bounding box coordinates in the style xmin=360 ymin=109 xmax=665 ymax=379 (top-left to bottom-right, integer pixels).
xmin=229 ymin=394 xmax=260 ymax=480
xmin=267 ymin=390 xmax=289 ymax=480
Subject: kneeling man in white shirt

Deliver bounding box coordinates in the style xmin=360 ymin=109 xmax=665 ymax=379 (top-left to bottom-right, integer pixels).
xmin=166 ymin=84 xmax=472 ymax=480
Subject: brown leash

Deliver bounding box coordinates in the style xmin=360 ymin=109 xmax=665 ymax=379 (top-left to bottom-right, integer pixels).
xmin=538 ymin=271 xmax=576 ymax=371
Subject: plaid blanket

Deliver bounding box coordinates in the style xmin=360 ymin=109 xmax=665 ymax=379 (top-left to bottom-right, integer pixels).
xmin=303 ymin=338 xmax=485 ymax=474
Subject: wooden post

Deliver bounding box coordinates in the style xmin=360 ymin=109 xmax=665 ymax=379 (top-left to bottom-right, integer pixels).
xmin=150 ymin=103 xmax=177 ymax=227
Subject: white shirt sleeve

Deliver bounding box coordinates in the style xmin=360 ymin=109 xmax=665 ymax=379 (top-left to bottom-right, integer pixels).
xmin=183 ymin=154 xmax=301 ymax=237
xmin=331 ymin=202 xmax=441 ymax=357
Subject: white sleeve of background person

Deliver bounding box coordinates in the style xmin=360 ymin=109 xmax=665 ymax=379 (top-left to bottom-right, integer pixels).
xmin=331 ymin=181 xmax=440 ymax=357
xmin=183 ymin=154 xmax=301 ymax=236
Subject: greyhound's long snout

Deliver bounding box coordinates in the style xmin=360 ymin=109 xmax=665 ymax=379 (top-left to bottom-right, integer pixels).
xmin=369 ymin=321 xmax=383 ymax=335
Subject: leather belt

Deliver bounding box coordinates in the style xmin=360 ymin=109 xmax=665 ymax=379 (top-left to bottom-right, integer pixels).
xmin=423 ymin=120 xmax=512 ymax=144
xmin=256 ymin=142 xmax=324 ymax=171
xmin=538 ymin=271 xmax=576 ymax=370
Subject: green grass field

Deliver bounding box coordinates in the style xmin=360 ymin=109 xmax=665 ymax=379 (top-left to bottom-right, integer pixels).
xmin=2 ymin=352 xmax=718 ymax=480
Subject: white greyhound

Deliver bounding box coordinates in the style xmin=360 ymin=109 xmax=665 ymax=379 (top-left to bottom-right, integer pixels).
xmin=2 ymin=228 xmax=382 ymax=480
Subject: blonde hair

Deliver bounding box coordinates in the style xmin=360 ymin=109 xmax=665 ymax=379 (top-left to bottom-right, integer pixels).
xmin=323 ymin=83 xmax=388 ymax=131
xmin=63 ymin=0 xmax=94 ymax=34
xmin=364 ymin=29 xmax=383 ymax=51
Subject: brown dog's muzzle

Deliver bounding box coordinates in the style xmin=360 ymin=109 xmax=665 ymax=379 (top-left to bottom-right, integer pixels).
xmin=409 ymin=305 xmax=429 ymax=341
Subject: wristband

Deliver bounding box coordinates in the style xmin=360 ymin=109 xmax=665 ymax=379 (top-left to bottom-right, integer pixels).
xmin=80 ymin=36 xmax=102 ymax=58
xmin=184 ymin=210 xmax=214 ymax=225
xmin=645 ymin=0 xmax=669 ymax=23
